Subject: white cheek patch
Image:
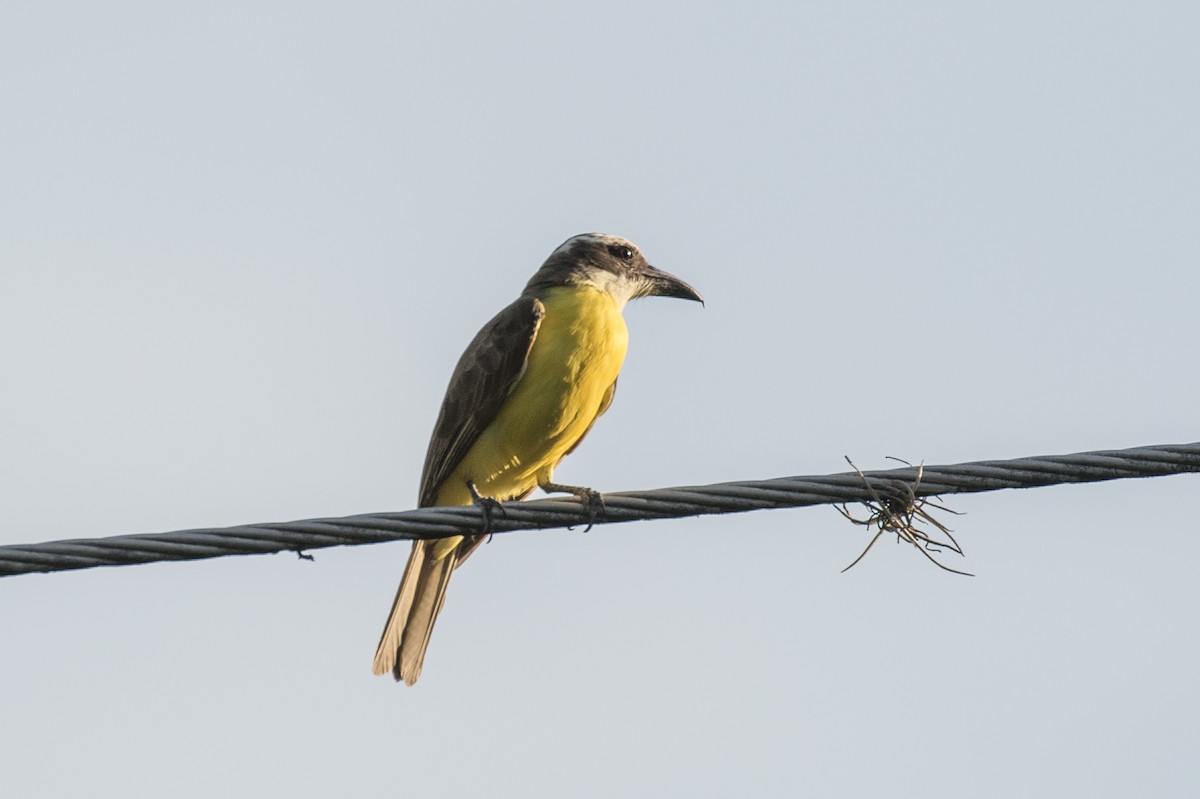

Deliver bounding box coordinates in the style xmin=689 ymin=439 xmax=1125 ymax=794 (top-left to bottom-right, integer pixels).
xmin=582 ymin=269 xmax=641 ymax=310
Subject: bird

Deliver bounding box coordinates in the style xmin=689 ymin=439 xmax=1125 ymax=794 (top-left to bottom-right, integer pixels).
xmin=372 ymin=233 xmax=703 ymax=685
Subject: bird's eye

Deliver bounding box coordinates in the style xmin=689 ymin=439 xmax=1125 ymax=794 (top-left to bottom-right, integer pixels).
xmin=609 ymin=244 xmax=635 ymax=262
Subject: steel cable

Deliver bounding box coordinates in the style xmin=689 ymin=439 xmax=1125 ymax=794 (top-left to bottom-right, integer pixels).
xmin=2 ymin=441 xmax=1197 ymax=578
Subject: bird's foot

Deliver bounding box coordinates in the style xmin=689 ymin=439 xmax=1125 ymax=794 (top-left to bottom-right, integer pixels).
xmin=539 ymin=480 xmax=606 ymax=532
xmin=467 ymin=481 xmax=506 ymax=538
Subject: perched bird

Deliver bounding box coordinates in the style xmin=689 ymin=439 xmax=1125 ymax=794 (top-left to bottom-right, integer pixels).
xmin=372 ymin=233 xmax=702 ymax=684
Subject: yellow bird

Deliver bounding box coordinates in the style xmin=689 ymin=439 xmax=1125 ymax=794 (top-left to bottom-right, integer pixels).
xmin=372 ymin=233 xmax=702 ymax=684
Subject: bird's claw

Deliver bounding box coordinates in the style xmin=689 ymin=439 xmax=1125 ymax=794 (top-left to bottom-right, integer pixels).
xmin=539 ymin=480 xmax=606 ymax=532
xmin=577 ymin=488 xmax=605 ymax=533
xmin=467 ymin=481 xmax=506 ymax=537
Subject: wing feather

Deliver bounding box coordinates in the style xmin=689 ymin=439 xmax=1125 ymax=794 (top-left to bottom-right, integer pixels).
xmin=417 ymin=297 xmax=544 ymax=508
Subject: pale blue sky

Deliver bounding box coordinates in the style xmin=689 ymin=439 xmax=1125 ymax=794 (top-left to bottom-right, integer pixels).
xmin=2 ymin=2 xmax=1199 ymax=797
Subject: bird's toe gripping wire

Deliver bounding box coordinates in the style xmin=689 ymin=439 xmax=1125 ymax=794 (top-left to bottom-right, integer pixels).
xmin=466 ymin=481 xmax=506 ymax=538
xmin=538 ymin=480 xmax=606 ymax=532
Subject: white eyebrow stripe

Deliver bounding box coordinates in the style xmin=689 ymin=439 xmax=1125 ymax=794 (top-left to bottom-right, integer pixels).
xmin=551 ymin=233 xmax=638 ymax=258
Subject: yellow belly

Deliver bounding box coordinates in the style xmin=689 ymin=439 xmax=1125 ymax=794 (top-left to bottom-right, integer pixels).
xmin=434 ymin=286 xmax=629 ymax=507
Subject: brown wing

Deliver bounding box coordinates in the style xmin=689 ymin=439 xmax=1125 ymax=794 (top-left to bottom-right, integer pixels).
xmin=418 ymin=296 xmax=544 ymax=508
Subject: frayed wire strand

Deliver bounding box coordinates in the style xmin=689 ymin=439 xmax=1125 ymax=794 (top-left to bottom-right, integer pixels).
xmin=838 ymin=456 xmax=971 ymax=576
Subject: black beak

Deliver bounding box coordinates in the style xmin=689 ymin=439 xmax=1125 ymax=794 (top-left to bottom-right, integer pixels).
xmin=642 ymin=265 xmax=704 ymax=305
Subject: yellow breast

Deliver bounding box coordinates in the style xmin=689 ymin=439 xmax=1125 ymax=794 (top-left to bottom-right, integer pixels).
xmin=436 ymin=285 xmax=629 ymax=506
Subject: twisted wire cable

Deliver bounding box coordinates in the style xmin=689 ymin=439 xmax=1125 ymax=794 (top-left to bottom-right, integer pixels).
xmin=2 ymin=441 xmax=1197 ymax=578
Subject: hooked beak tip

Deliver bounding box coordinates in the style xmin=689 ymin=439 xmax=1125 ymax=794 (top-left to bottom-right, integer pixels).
xmin=645 ymin=265 xmax=703 ymax=305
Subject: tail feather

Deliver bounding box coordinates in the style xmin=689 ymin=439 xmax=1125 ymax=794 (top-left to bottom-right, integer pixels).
xmin=372 ymin=535 xmax=481 ymax=685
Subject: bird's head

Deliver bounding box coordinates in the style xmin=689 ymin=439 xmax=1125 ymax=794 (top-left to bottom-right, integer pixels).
xmin=524 ymin=233 xmax=703 ymax=309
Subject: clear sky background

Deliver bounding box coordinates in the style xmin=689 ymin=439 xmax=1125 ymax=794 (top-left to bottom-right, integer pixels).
xmin=2 ymin=2 xmax=1198 ymax=797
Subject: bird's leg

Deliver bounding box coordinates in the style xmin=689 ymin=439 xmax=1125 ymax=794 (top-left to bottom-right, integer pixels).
xmin=538 ymin=479 xmax=606 ymax=532
xmin=466 ymin=480 xmax=505 ymax=538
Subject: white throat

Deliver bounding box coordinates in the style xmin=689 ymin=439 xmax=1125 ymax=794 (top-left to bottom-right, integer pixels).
xmin=581 ymin=270 xmax=640 ymax=311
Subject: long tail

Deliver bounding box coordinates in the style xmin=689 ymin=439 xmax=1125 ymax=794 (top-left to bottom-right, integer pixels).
xmin=372 ymin=535 xmax=484 ymax=685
